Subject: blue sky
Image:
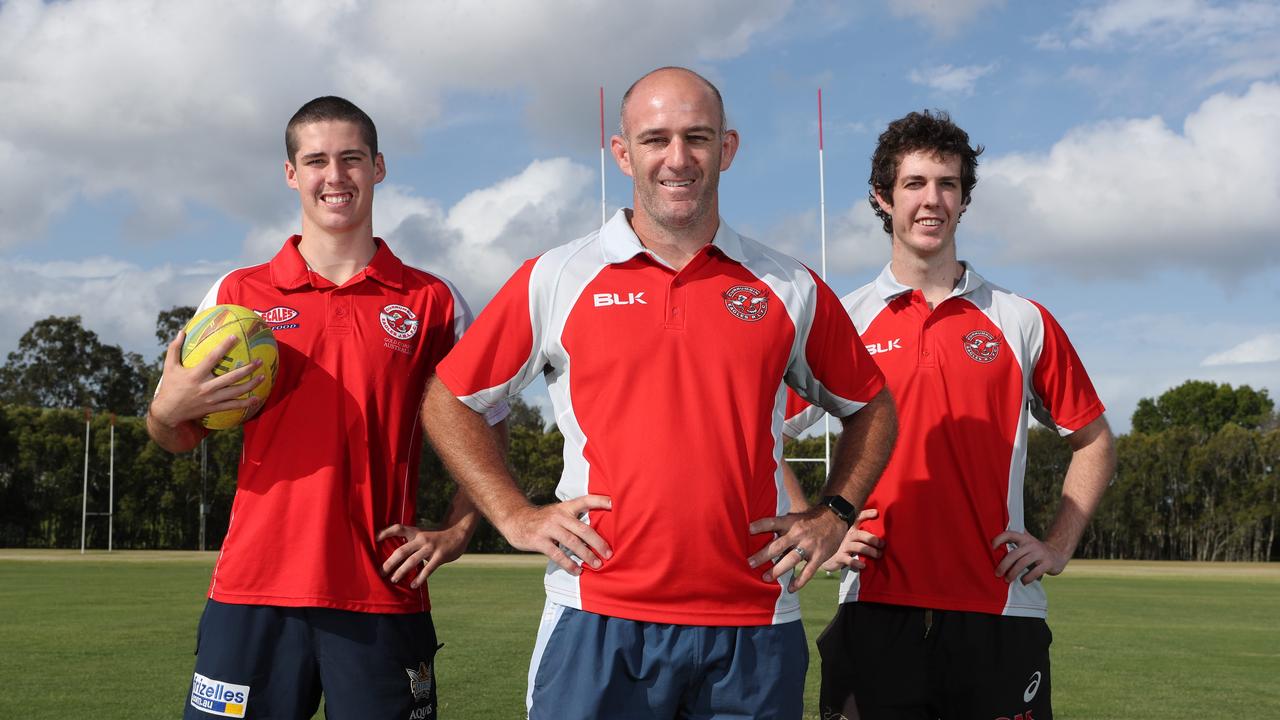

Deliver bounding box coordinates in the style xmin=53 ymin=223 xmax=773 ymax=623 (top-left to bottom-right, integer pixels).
xmin=1 ymin=0 xmax=1278 ymax=432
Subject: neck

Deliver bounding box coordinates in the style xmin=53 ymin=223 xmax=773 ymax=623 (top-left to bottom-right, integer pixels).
xmin=297 ymin=223 xmax=378 ymax=286
xmin=889 ymin=242 xmax=964 ymax=309
xmin=627 ymin=206 xmax=719 ymax=271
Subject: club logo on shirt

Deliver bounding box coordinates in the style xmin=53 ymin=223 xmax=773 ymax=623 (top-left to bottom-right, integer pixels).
xmin=723 ymin=285 xmax=768 ymax=322
xmin=254 ymin=306 xmax=300 ymax=330
xmin=963 ymin=329 xmax=1000 ymax=363
xmin=406 ymin=660 xmax=434 ymax=702
xmin=189 ymin=672 xmax=249 ymax=718
xmin=380 ymin=304 xmax=420 ymax=341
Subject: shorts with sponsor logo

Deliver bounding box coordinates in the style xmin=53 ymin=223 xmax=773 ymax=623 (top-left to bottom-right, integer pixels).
xmin=185 ymin=599 xmax=441 ymax=720
xmin=527 ymin=600 xmax=808 ymax=720
xmin=817 ymin=602 xmax=1052 ymax=720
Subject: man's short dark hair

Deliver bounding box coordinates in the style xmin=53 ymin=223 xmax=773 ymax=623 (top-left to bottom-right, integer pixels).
xmin=285 ymin=96 xmax=378 ymax=163
xmin=619 ymin=66 xmax=727 ymax=136
xmin=870 ymin=110 xmax=983 ymax=234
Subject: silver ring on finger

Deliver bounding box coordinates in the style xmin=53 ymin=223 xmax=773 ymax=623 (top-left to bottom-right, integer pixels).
xmin=791 ymin=546 xmax=807 ymax=561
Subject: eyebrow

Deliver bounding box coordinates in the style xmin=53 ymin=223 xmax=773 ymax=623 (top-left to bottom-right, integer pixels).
xmin=900 ymin=173 xmax=960 ymax=183
xmin=634 ymin=125 xmax=719 ymax=140
xmin=299 ymin=149 xmax=368 ymax=161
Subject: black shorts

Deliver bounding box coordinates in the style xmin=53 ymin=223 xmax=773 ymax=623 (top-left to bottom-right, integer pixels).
xmin=184 ymin=599 xmax=441 ymax=720
xmin=817 ymin=602 xmax=1052 ymax=720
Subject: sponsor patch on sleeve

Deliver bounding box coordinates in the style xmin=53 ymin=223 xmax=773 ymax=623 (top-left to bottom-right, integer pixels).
xmin=189 ymin=672 xmax=249 ymax=718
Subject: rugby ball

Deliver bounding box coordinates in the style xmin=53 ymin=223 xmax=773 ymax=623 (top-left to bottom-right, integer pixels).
xmin=181 ymin=304 xmax=279 ymax=430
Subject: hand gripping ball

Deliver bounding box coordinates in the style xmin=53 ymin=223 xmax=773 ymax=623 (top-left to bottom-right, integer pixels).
xmin=180 ymin=304 xmax=279 ymax=430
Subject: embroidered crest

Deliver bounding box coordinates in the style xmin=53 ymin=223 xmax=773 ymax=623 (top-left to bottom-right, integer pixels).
xmin=380 ymin=304 xmax=420 ymax=341
xmin=962 ymin=329 xmax=1000 ymax=363
xmin=722 ymin=285 xmax=769 ymax=322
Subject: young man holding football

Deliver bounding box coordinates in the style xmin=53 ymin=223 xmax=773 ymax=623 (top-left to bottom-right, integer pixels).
xmin=148 ymin=96 xmax=504 ymax=719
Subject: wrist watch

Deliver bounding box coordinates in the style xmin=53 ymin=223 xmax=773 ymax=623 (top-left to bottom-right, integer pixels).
xmin=819 ymin=495 xmax=856 ymax=527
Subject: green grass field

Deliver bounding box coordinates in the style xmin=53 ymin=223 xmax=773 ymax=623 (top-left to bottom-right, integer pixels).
xmin=1 ymin=551 xmax=1276 ymax=719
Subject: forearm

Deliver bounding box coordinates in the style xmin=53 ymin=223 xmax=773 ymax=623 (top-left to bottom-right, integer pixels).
xmin=1044 ymin=416 xmax=1116 ymax=556
xmin=822 ymin=388 xmax=897 ymax=509
xmin=422 ymin=377 xmax=530 ymax=533
xmin=436 ymin=421 xmax=508 ymax=540
xmin=781 ymin=461 xmax=810 ymax=511
xmin=145 ymin=407 xmax=206 ymax=454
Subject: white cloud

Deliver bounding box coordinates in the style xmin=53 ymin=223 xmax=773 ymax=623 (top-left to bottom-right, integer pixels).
xmin=1039 ymin=0 xmax=1280 ymax=87
xmin=1203 ymin=333 xmax=1280 ymax=366
xmin=393 ymin=158 xmax=598 ymax=305
xmin=765 ymin=200 xmax=887 ymax=277
xmin=966 ymin=82 xmax=1280 ymax=278
xmin=0 ymin=258 xmax=227 ymax=362
xmin=1059 ymin=0 xmax=1276 ymax=49
xmin=0 ymin=156 xmax=599 ymax=360
xmin=0 ymin=0 xmax=791 ymax=250
xmin=908 ymin=63 xmax=998 ymax=95
xmin=243 ymin=158 xmax=597 ymax=312
xmin=888 ymin=0 xmax=1006 ymax=35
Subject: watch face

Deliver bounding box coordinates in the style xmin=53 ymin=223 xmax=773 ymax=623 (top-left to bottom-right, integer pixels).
xmin=822 ymin=495 xmax=854 ymax=523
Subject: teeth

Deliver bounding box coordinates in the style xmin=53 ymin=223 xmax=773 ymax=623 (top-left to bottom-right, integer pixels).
xmin=322 ymin=194 xmax=352 ymax=205
xmin=918 ymin=219 xmax=941 ymax=226
xmin=661 ymin=180 xmax=693 ymax=187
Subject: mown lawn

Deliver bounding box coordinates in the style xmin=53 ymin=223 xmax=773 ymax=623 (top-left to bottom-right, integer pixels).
xmin=1 ymin=552 xmax=1275 ymax=719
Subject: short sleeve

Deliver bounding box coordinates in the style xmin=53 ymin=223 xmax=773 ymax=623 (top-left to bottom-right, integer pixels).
xmin=1028 ymin=301 xmax=1105 ymax=436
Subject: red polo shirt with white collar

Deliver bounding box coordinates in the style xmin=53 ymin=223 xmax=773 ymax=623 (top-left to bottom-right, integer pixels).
xmin=786 ymin=263 xmax=1105 ymax=617
xmin=193 ymin=236 xmax=492 ymax=614
xmin=435 ymin=210 xmax=885 ymax=626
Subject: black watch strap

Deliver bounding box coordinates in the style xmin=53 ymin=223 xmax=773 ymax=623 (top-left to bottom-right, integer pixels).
xmin=819 ymin=495 xmax=856 ymax=526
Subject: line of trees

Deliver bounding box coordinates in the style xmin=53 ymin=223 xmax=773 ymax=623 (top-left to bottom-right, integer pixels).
xmin=0 ymin=313 xmax=1276 ymax=561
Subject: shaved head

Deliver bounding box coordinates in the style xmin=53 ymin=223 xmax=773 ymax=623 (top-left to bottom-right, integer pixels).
xmin=619 ymin=66 xmax=727 ymax=137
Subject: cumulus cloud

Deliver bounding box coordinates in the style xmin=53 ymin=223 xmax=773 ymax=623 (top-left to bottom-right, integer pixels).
xmin=239 ymin=158 xmax=598 ymax=311
xmin=888 ymin=0 xmax=1006 ymax=35
xmin=390 ymin=158 xmax=599 ymax=305
xmin=0 ymin=156 xmax=599 ymax=360
xmin=908 ymin=63 xmax=998 ymax=95
xmin=965 ymin=81 xmax=1280 ymax=278
xmin=0 ymin=257 xmax=229 ymax=361
xmin=764 ymin=199 xmax=888 ymax=277
xmin=0 ymin=0 xmax=790 ymax=250
xmin=1203 ymin=333 xmax=1280 ymax=366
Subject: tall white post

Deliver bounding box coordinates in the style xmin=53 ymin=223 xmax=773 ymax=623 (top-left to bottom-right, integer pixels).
xmin=80 ymin=409 xmax=90 ymax=554
xmin=108 ymin=415 xmax=115 ymax=552
xmin=818 ymin=89 xmax=832 ymax=478
xmin=600 ymin=86 xmax=607 ymax=228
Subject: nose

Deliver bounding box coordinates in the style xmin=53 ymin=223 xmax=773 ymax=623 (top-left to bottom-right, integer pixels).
xmin=665 ymin=136 xmax=692 ymax=171
xmin=922 ymin=180 xmax=943 ymax=207
xmin=324 ymin=158 xmax=344 ymax=184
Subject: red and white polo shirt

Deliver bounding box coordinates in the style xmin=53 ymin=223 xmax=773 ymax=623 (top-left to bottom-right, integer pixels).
xmin=435 ymin=210 xmax=885 ymax=626
xmin=195 ymin=236 xmax=501 ymax=614
xmin=786 ymin=263 xmax=1105 ymax=618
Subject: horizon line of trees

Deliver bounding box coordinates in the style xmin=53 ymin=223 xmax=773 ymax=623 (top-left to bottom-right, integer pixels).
xmin=1 ymin=312 xmax=1276 ymax=561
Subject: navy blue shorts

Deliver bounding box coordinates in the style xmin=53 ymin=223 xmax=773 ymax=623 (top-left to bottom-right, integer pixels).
xmin=817 ymin=602 xmax=1053 ymax=720
xmin=527 ymin=601 xmax=808 ymax=720
xmin=185 ymin=599 xmax=441 ymax=720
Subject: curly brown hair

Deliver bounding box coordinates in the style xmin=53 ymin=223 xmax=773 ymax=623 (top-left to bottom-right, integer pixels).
xmin=870 ymin=110 xmax=983 ymax=234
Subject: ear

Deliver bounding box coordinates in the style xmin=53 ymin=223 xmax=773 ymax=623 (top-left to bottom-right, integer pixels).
xmin=719 ymin=129 xmax=740 ymax=172
xmin=873 ymin=186 xmax=894 ymax=216
xmin=610 ymin=135 xmax=634 ymax=178
xmin=285 ymin=161 xmax=299 ymax=190
xmin=373 ymin=153 xmax=386 ymax=184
